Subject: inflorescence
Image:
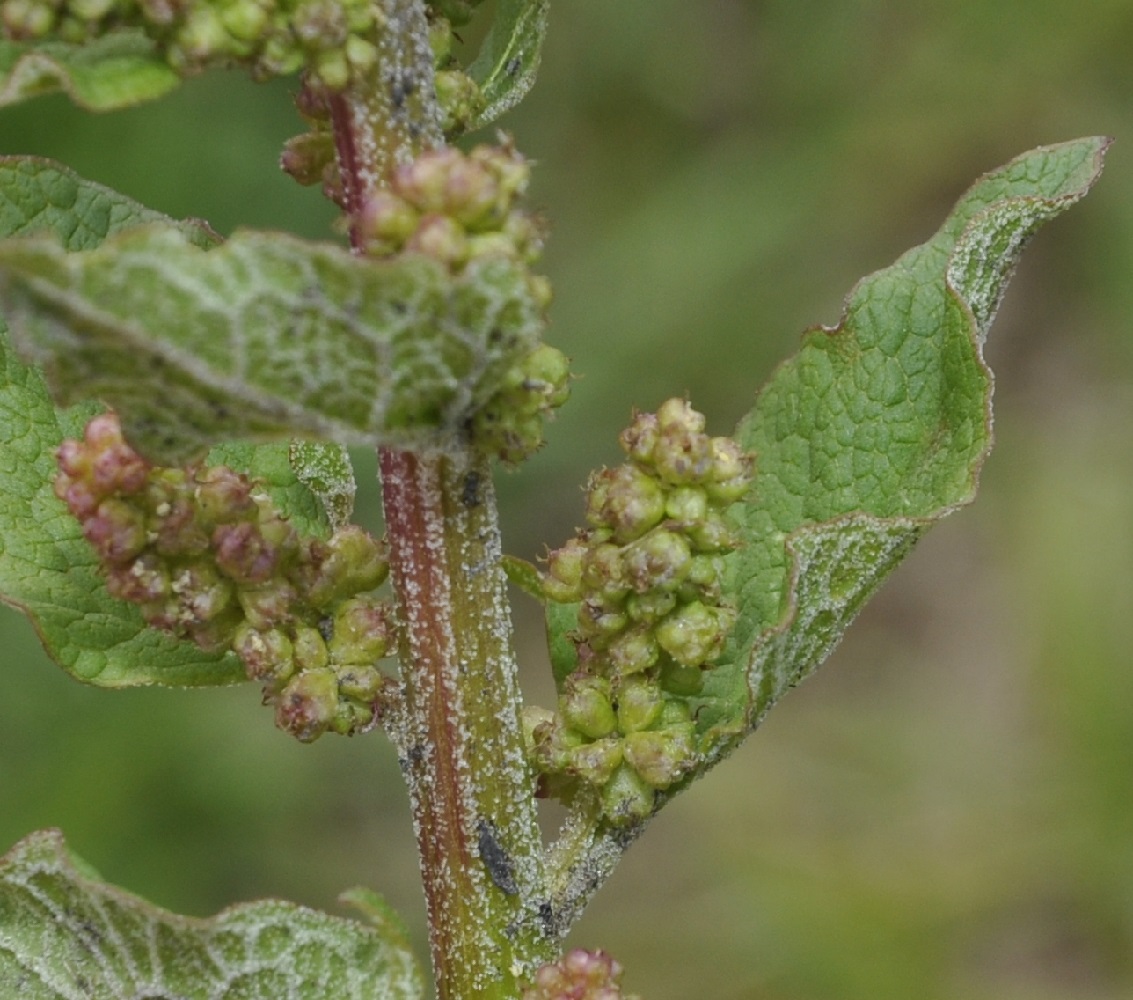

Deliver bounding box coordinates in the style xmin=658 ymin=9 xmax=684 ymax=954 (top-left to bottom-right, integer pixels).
xmin=284 ymin=132 xmax=572 ymax=464
xmin=527 ymin=399 xmax=755 ymax=824
xmin=55 ymin=412 xmax=397 ymax=741
xmin=1 ymin=0 xmax=385 ymax=89
xmin=523 ymin=949 xmax=640 ymax=1000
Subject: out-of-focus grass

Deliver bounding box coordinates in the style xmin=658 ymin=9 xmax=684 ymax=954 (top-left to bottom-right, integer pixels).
xmin=2 ymin=2 xmax=1132 ymax=997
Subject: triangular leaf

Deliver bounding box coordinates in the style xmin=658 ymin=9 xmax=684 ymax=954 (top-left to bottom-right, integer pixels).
xmin=0 ymin=159 xmax=338 ymax=687
xmin=0 ymin=829 xmax=426 ymax=1000
xmin=0 ymin=33 xmax=179 ymax=111
xmin=0 ymin=226 xmax=546 ymax=464
xmin=699 ymin=136 xmax=1109 ymax=752
xmin=467 ymin=0 xmax=549 ymax=130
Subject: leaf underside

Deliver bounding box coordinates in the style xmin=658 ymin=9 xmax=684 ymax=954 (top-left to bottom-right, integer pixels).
xmin=0 ymin=158 xmax=348 ymax=688
xmin=0 ymin=829 xmax=425 ymax=1000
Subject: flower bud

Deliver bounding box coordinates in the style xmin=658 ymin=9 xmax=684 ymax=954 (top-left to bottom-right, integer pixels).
xmin=542 ymin=537 xmax=585 ymax=603
xmin=623 ymin=528 xmax=692 ymax=593
xmin=614 ymin=675 xmax=662 ymax=734
xmin=623 ymin=725 xmax=697 ymax=788
xmin=600 ymin=762 xmax=654 ymax=824
xmin=233 ymin=624 xmax=295 ymax=682
xmin=275 ymin=667 xmax=339 ymax=742
xmin=560 ymin=673 xmax=617 ymax=740
xmin=326 ymin=595 xmax=395 ymax=664
xmin=585 ymin=465 xmax=665 ymax=543
xmin=655 ymin=600 xmax=729 ymax=668
xmin=293 ymin=625 xmax=330 ymax=671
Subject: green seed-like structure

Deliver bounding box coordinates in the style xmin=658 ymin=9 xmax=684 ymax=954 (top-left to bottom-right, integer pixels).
xmin=55 ymin=411 xmax=397 ymax=741
xmin=529 ymin=399 xmax=755 ymax=824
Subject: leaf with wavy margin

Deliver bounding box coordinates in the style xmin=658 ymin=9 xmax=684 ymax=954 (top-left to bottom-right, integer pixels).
xmin=0 ymin=226 xmax=546 ymax=465
xmin=0 ymin=829 xmax=425 ymax=1000
xmin=0 ymin=33 xmax=178 ymax=111
xmin=697 ymin=136 xmax=1111 ymax=754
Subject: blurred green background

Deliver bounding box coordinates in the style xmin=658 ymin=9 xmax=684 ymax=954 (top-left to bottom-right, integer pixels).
xmin=2 ymin=1 xmax=1133 ymax=997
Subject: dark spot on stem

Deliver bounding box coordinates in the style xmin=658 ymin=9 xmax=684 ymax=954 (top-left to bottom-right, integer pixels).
xmin=477 ymin=818 xmax=519 ymax=896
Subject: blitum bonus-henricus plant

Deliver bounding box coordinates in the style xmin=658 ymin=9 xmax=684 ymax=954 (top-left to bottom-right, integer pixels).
xmin=0 ymin=2 xmax=1109 ymax=998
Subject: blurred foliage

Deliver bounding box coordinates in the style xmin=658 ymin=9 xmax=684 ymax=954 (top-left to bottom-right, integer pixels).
xmin=2 ymin=1 xmax=1132 ymax=998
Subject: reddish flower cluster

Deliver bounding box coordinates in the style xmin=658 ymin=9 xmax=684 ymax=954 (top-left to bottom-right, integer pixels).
xmin=55 ymin=412 xmax=396 ymax=741
xmin=523 ymin=949 xmax=639 ymax=1000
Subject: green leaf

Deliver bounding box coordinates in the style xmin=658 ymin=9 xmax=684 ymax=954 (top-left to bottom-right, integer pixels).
xmin=288 ymin=439 xmax=356 ymax=532
xmin=0 ymin=158 xmax=246 ymax=686
xmin=466 ymin=0 xmax=549 ymax=130
xmin=699 ymin=137 xmax=1109 ymax=753
xmin=0 ymin=829 xmax=425 ymax=1000
xmin=0 ymin=33 xmax=179 ymax=111
xmin=0 ymin=226 xmax=547 ymax=465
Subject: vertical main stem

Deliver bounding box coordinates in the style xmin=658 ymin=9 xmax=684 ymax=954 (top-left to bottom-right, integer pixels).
xmin=328 ymin=3 xmax=551 ymax=995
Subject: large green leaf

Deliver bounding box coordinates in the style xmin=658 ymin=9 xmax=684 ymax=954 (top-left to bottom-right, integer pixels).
xmin=0 ymin=158 xmax=344 ymax=687
xmin=466 ymin=0 xmax=549 ymax=130
xmin=0 ymin=829 xmax=425 ymax=1000
xmin=0 ymin=33 xmax=178 ymax=111
xmin=0 ymin=226 xmax=546 ymax=465
xmin=697 ymin=136 xmax=1110 ymax=753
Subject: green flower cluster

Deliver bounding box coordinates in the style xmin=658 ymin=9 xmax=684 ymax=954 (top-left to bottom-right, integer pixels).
xmin=523 ymin=949 xmax=639 ymax=1000
xmin=55 ymin=412 xmax=396 ymax=741
xmin=425 ymin=10 xmax=484 ymax=135
xmin=528 ymin=399 xmax=754 ymax=823
xmin=0 ymin=0 xmax=382 ymax=89
xmin=352 ymin=140 xmax=569 ymax=463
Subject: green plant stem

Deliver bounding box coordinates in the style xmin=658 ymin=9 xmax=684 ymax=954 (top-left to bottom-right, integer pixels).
xmin=328 ymin=3 xmax=552 ymax=995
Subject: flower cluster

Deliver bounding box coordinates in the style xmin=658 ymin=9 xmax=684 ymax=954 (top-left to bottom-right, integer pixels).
xmin=55 ymin=412 xmax=397 ymax=741
xmin=1 ymin=0 xmax=382 ymax=89
xmin=528 ymin=399 xmax=754 ymax=823
xmin=426 ymin=10 xmax=485 ymax=135
xmin=351 ymin=140 xmax=569 ymax=464
xmin=522 ymin=949 xmax=639 ymax=1000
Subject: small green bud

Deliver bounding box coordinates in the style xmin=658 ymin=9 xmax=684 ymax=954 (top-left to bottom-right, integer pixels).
xmin=220 ymin=0 xmax=270 ymax=43
xmin=193 ymin=465 xmax=257 ymax=525
xmin=623 ymin=725 xmax=697 ymax=788
xmin=655 ymin=600 xmax=730 ymax=668
xmin=684 ymin=510 xmax=740 ymax=554
xmin=436 ymin=68 xmax=486 ymax=135
xmin=336 ymin=664 xmax=385 ymax=701
xmin=281 ymin=130 xmax=337 ymax=188
xmin=585 ymin=465 xmax=665 ymax=543
xmin=293 ymin=625 xmax=330 ymax=671
xmin=664 ymin=485 xmax=708 ymax=523
xmin=542 ymin=537 xmax=585 ymax=603
xmin=327 ymin=595 xmax=395 ymax=664
xmin=427 ymin=15 xmax=453 ymax=63
xmin=568 ymin=737 xmax=623 ymax=786
xmin=624 ymin=588 xmax=676 ymax=625
xmin=577 ymin=597 xmax=628 ymax=641
xmin=615 ymin=675 xmax=663 ymax=733
xmin=600 ymin=762 xmax=654 ymax=824
xmin=623 ymin=528 xmax=692 ymax=594
xmin=560 ymin=673 xmax=617 ymax=740
xmin=581 ymin=542 xmax=630 ymax=601
xmin=605 ymin=627 xmax=659 ymax=675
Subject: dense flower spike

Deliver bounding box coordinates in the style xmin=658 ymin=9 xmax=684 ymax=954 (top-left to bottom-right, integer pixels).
xmin=0 ymin=0 xmax=383 ymax=89
xmin=528 ymin=399 xmax=754 ymax=824
xmin=54 ymin=412 xmax=397 ymax=741
xmin=522 ymin=949 xmax=640 ymax=1000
